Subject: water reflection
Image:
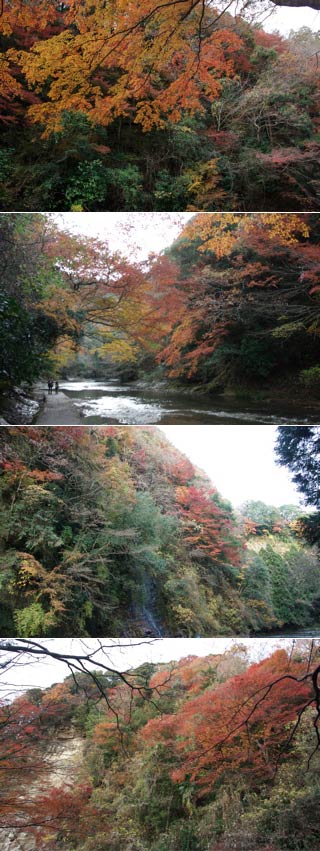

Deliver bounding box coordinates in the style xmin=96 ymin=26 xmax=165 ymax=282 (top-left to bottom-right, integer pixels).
xmin=61 ymin=379 xmax=314 ymax=425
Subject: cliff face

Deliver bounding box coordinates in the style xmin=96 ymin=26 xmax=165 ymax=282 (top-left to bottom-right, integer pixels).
xmin=1 ymin=729 xmax=85 ymax=851
xmin=45 ymin=731 xmax=85 ymax=786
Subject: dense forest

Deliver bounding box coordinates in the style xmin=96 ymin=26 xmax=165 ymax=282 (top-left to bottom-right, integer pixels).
xmin=1 ymin=212 xmax=320 ymax=423
xmin=1 ymin=425 xmax=320 ymax=637
xmin=1 ymin=642 xmax=320 ymax=850
xmin=0 ymin=2 xmax=319 ymax=211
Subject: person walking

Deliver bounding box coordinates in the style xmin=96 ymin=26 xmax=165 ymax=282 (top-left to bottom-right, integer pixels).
xmin=48 ymin=379 xmax=53 ymax=394
xmin=55 ymin=380 xmax=59 ymax=394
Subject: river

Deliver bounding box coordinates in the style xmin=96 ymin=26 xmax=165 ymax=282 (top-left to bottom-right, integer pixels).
xmin=57 ymin=379 xmax=316 ymax=425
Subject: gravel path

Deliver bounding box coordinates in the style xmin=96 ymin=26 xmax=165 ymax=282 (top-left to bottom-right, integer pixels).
xmin=36 ymin=390 xmax=83 ymax=425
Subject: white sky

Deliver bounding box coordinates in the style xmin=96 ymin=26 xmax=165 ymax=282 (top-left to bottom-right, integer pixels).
xmin=56 ymin=213 xmax=193 ymax=261
xmin=222 ymin=0 xmax=320 ymax=34
xmin=0 ymin=637 xmax=306 ymax=696
xmin=264 ymin=6 xmax=319 ymax=34
xmin=159 ymin=425 xmax=300 ymax=507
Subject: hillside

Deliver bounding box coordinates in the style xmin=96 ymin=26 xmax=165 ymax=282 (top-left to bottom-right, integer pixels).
xmin=1 ymin=426 xmax=319 ymax=637
xmin=0 ymin=4 xmax=319 ymax=211
xmin=1 ymin=643 xmax=320 ymax=851
xmin=160 ymin=213 xmax=320 ymax=400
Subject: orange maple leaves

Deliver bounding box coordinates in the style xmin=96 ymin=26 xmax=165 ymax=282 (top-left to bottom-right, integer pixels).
xmin=142 ymin=650 xmax=315 ymax=797
xmin=0 ymin=0 xmax=245 ymax=133
xmin=179 ymin=213 xmax=311 ymax=256
xmin=175 ymin=483 xmax=241 ymax=565
xmin=156 ymin=213 xmax=320 ymax=378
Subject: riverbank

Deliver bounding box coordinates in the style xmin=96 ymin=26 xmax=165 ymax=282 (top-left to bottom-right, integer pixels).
xmin=132 ymin=374 xmax=320 ymax=413
xmin=1 ymin=371 xmax=320 ymax=425
xmin=31 ymin=376 xmax=320 ymax=425
xmin=35 ymin=389 xmax=83 ymax=425
xmin=0 ymin=386 xmax=42 ymax=425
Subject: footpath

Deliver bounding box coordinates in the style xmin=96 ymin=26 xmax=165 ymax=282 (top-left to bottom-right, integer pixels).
xmin=36 ymin=389 xmax=83 ymax=425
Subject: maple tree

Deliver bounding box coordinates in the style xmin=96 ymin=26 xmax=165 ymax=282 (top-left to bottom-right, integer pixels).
xmin=1 ymin=2 xmax=244 ymax=133
xmin=0 ymin=214 xmax=183 ymax=397
xmin=1 ymin=641 xmax=319 ymax=850
xmin=156 ymin=213 xmax=320 ymax=388
xmin=141 ymin=648 xmax=319 ymax=795
xmin=0 ymin=5 xmax=319 ymax=210
xmin=2 ymin=213 xmax=320 ymax=420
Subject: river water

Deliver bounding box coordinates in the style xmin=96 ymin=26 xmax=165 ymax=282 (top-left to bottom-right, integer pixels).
xmin=60 ymin=379 xmax=317 ymax=425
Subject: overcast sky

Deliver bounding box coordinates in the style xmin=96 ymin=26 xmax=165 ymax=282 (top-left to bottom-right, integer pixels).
xmin=0 ymin=637 xmax=304 ymax=697
xmin=264 ymin=5 xmax=319 ymax=33
xmin=222 ymin=0 xmax=320 ymax=33
xmin=159 ymin=425 xmax=300 ymax=507
xmin=56 ymin=213 xmax=192 ymax=261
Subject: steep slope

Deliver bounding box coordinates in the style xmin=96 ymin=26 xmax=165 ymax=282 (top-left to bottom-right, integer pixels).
xmin=1 ymin=427 xmax=320 ymax=637
xmin=0 ymin=426 xmax=244 ymax=637
xmin=1 ymin=645 xmax=319 ymax=851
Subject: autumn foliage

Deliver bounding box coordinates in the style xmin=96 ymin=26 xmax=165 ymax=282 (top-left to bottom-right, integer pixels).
xmin=1 ymin=644 xmax=319 ymax=850
xmin=1 ymin=426 xmax=319 ymax=637
xmin=0 ymin=425 xmax=245 ymax=637
xmin=155 ymin=213 xmax=320 ymax=388
xmin=2 ymin=213 xmax=320 ymax=404
xmin=0 ymin=4 xmax=319 ymax=209
xmin=142 ymin=649 xmax=314 ymax=795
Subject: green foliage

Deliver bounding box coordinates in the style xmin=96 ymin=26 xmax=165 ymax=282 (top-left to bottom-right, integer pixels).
xmin=276 ymin=426 xmax=320 ymax=508
xmin=240 ymin=498 xmax=320 ymax=630
xmin=14 ymin=602 xmax=47 ymax=636
xmin=36 ymin=647 xmax=320 ymax=851
xmin=300 ymin=365 xmax=320 ymax=390
xmin=65 ymin=160 xmax=109 ymax=209
xmin=65 ymin=159 xmax=143 ymax=211
xmin=1 ymin=430 xmax=320 ymax=637
xmin=0 ymin=215 xmax=74 ymax=390
xmin=237 ymin=337 xmax=277 ymax=380
xmin=1 ymin=27 xmax=319 ymax=211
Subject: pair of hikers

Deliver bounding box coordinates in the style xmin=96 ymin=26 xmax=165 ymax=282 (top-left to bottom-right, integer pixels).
xmin=47 ymin=379 xmax=59 ymax=395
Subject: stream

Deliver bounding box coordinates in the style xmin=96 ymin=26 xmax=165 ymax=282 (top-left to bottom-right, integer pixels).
xmin=59 ymin=379 xmax=317 ymax=425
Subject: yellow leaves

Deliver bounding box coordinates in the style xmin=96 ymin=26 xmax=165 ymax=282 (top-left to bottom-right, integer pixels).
xmin=253 ymin=213 xmax=310 ymax=245
xmin=39 ymin=287 xmax=80 ymax=334
xmin=184 ymin=160 xmax=226 ymax=213
xmin=99 ymin=337 xmax=139 ymax=363
xmin=180 ymin=214 xmax=310 ymax=255
xmin=134 ymin=100 xmax=166 ymax=132
xmin=180 ymin=213 xmax=246 ymax=254
xmin=17 ymin=553 xmax=45 ymax=585
xmin=272 ymin=321 xmax=305 ymax=339
xmin=0 ymin=54 xmax=23 ymax=100
xmin=4 ymin=0 xmax=245 ymax=133
xmin=49 ymin=338 xmax=79 ymax=371
xmin=22 ymin=483 xmax=57 ymax=503
xmin=12 ymin=30 xmax=74 ymax=88
xmin=0 ymin=1 xmax=56 ymax=36
xmin=14 ymin=553 xmax=67 ymax=629
xmin=307 ymin=318 xmax=320 ymax=334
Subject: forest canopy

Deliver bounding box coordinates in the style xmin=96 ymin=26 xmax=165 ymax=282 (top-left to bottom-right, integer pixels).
xmin=0 ymin=2 xmax=319 ymax=210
